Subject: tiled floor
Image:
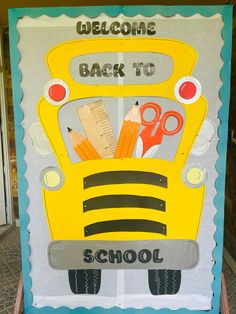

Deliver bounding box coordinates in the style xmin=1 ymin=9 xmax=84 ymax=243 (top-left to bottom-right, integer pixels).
xmin=0 ymin=227 xmax=21 ymax=314
xmin=0 ymin=227 xmax=236 ymax=313
xmin=223 ymin=261 xmax=236 ymax=313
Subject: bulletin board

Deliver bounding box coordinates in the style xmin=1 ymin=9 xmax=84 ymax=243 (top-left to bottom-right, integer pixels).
xmin=9 ymin=5 xmax=232 ymax=314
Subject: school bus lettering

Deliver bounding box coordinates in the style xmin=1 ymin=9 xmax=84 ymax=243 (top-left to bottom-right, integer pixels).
xmin=133 ymin=62 xmax=156 ymax=76
xmin=79 ymin=63 xmax=125 ymax=77
xmin=83 ymin=248 xmax=164 ymax=264
xmin=79 ymin=62 xmax=156 ymax=78
xmin=76 ymin=21 xmax=156 ymax=36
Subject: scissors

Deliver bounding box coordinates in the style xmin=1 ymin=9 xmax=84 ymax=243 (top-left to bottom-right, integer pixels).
xmin=136 ymin=102 xmax=184 ymax=158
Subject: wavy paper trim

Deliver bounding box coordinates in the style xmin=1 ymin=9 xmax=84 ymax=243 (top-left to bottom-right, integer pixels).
xmin=8 ymin=5 xmax=232 ymax=314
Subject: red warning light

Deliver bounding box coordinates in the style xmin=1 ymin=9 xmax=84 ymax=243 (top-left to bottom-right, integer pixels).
xmin=48 ymin=84 xmax=66 ymax=102
xmin=179 ymin=81 xmax=197 ymax=100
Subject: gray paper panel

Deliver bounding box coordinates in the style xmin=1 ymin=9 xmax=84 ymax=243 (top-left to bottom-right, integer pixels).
xmin=17 ymin=14 xmax=223 ymax=306
xmin=48 ymin=240 xmax=199 ymax=270
xmin=70 ymin=52 xmax=173 ymax=85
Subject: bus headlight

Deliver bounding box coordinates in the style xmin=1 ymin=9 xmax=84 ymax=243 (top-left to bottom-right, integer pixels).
xmin=174 ymin=77 xmax=201 ymax=104
xmin=44 ymin=79 xmax=70 ymax=105
xmin=40 ymin=167 xmax=64 ymax=190
xmin=182 ymin=163 xmax=207 ymax=188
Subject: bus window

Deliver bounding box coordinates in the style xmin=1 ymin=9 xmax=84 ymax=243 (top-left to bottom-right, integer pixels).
xmin=70 ymin=52 xmax=173 ymax=86
xmin=58 ymin=96 xmax=185 ymax=164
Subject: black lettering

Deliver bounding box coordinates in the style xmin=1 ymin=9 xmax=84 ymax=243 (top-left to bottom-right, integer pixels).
xmin=110 ymin=22 xmax=120 ymax=35
xmin=95 ymin=249 xmax=108 ymax=263
xmin=79 ymin=63 xmax=90 ymax=77
xmin=153 ymin=249 xmax=164 ymax=263
xmin=92 ymin=21 xmax=101 ymax=35
xmin=120 ymin=22 xmax=131 ymax=35
xmin=76 ymin=22 xmax=91 ymax=35
xmin=102 ymin=64 xmax=112 ymax=77
xmin=132 ymin=22 xmax=146 ymax=35
xmin=101 ymin=21 xmax=110 ymax=35
xmin=147 ymin=22 xmax=156 ymax=35
xmin=143 ymin=63 xmax=155 ymax=76
xmin=108 ymin=250 xmax=122 ymax=263
xmin=113 ymin=63 xmax=125 ymax=77
xmin=76 ymin=21 xmax=156 ymax=36
xmin=133 ymin=62 xmax=143 ymax=76
xmin=138 ymin=249 xmax=152 ymax=263
xmin=90 ymin=63 xmax=101 ymax=77
xmin=123 ymin=250 xmax=137 ymax=263
xmin=83 ymin=249 xmax=94 ymax=263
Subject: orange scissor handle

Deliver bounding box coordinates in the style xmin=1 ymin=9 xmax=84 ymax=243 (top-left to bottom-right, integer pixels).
xmin=140 ymin=102 xmax=184 ymax=155
xmin=160 ymin=111 xmax=184 ymax=136
xmin=140 ymin=102 xmax=161 ymax=127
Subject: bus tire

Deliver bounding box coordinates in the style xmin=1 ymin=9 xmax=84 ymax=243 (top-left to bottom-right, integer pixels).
xmin=68 ymin=269 xmax=101 ymax=294
xmin=148 ymin=269 xmax=181 ymax=295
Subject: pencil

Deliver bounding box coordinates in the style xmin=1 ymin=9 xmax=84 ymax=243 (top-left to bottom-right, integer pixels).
xmin=114 ymin=102 xmax=141 ymax=158
xmin=67 ymin=128 xmax=101 ymax=160
xmin=126 ymin=109 xmax=141 ymax=158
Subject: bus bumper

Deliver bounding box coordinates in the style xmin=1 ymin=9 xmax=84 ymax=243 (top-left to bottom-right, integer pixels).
xmin=48 ymin=240 xmax=199 ymax=270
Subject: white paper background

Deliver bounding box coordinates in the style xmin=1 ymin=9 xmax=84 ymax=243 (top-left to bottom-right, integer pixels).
xmin=17 ymin=13 xmax=223 ymax=310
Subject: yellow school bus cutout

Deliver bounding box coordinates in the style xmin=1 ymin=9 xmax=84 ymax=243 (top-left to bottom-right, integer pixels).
xmin=37 ymin=38 xmax=207 ymax=295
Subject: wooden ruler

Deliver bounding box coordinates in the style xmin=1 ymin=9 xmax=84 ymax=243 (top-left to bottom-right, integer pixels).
xmin=77 ymin=100 xmax=117 ymax=158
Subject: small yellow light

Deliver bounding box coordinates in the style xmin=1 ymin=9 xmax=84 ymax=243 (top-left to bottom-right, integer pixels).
xmin=43 ymin=170 xmax=61 ymax=188
xmin=186 ymin=167 xmax=204 ymax=185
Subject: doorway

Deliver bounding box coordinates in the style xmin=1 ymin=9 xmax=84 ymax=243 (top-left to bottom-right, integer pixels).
xmin=0 ymin=28 xmax=13 ymax=227
xmin=0 ymin=121 xmax=6 ymax=225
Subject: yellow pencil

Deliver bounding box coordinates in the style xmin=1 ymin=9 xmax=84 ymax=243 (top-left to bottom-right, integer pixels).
xmin=67 ymin=128 xmax=101 ymax=160
xmin=115 ymin=102 xmax=141 ymax=158
xmin=126 ymin=114 xmax=141 ymax=157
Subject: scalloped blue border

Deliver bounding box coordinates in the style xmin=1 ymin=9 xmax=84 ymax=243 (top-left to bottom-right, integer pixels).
xmin=8 ymin=5 xmax=232 ymax=314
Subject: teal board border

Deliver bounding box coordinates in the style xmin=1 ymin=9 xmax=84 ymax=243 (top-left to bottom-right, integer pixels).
xmin=8 ymin=5 xmax=232 ymax=314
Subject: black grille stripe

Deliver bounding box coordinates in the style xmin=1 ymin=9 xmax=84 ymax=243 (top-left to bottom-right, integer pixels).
xmin=84 ymin=219 xmax=167 ymax=237
xmin=83 ymin=195 xmax=165 ymax=212
xmin=83 ymin=171 xmax=167 ymax=189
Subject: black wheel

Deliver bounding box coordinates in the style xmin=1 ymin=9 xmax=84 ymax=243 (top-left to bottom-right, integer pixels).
xmin=148 ymin=269 xmax=181 ymax=295
xmin=68 ymin=269 xmax=101 ymax=294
